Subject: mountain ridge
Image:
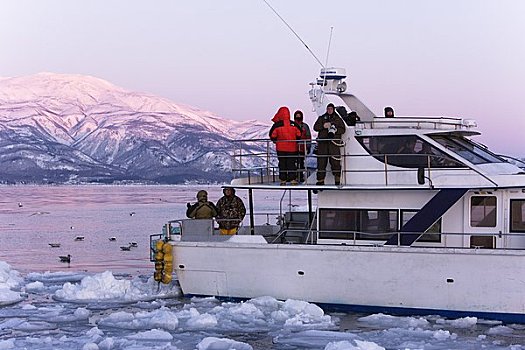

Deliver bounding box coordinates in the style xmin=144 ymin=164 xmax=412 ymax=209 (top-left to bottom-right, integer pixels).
xmin=0 ymin=73 xmax=270 ymax=184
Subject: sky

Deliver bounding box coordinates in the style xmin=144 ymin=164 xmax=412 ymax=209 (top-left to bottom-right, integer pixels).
xmin=1 ymin=0 xmax=524 ymax=156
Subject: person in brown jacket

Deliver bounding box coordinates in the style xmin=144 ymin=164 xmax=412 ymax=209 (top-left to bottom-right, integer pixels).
xmin=186 ymin=190 xmax=218 ymax=219
xmin=313 ymin=103 xmax=346 ymax=185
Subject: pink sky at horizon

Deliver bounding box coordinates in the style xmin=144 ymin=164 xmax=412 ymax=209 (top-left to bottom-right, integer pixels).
xmin=0 ymin=1 xmax=524 ymax=156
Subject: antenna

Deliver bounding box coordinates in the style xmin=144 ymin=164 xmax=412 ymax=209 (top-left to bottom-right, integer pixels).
xmin=261 ymin=0 xmax=324 ymax=67
xmin=321 ymin=26 xmax=334 ymax=87
xmin=325 ymin=26 xmax=334 ymax=68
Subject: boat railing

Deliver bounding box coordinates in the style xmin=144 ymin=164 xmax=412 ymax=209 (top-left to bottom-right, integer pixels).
xmin=230 ymin=138 xmax=497 ymax=187
xmin=361 ymin=117 xmax=476 ymax=131
xmin=305 ymin=210 xmax=318 ymax=244
xmin=158 ymin=218 xmax=525 ymax=251
xmin=268 ymin=228 xmax=525 ymax=250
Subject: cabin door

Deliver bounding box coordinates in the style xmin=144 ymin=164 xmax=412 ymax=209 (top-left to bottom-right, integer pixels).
xmin=463 ymin=192 xmax=503 ymax=249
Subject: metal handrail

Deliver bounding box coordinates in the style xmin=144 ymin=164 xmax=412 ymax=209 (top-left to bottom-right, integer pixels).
xmin=275 ymin=228 xmax=525 ymax=250
xmin=230 ymin=139 xmax=498 ymax=187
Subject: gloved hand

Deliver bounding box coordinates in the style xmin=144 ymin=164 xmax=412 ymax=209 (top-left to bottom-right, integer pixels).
xmin=187 ymin=202 xmax=191 ymax=208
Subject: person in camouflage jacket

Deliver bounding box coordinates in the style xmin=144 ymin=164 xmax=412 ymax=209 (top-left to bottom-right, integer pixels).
xmin=216 ymin=187 xmax=246 ymax=235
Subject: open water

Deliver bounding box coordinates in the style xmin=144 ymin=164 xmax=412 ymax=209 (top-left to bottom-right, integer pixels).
xmin=1 ymin=185 xmax=524 ymax=349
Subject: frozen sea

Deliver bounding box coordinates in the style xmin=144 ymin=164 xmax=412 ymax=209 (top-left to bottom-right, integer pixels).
xmin=0 ymin=185 xmax=525 ymax=350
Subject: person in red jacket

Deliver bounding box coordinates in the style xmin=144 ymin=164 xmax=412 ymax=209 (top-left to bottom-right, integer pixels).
xmin=269 ymin=106 xmax=302 ymax=185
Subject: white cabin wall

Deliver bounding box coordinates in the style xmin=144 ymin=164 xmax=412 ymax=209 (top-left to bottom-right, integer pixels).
xmin=318 ymin=190 xmax=435 ymax=209
xmin=438 ymin=199 xmax=466 ymax=248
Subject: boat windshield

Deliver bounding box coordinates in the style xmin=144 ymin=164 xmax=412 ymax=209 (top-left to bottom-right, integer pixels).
xmin=429 ymin=135 xmax=504 ymax=164
xmin=356 ymin=135 xmax=463 ymax=168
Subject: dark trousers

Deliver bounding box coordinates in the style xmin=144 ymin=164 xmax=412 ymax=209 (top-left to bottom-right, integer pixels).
xmin=296 ymin=154 xmax=306 ymax=182
xmin=316 ymin=141 xmax=341 ymax=181
xmin=277 ymin=151 xmax=297 ymax=181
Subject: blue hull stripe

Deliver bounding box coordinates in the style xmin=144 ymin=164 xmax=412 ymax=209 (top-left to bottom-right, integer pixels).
xmin=386 ymin=188 xmax=468 ymax=246
xmin=185 ymin=294 xmax=524 ymax=324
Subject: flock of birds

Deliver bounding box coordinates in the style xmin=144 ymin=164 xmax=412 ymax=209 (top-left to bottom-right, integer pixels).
xmin=53 ymin=237 xmax=139 ymax=265
xmin=48 ymin=211 xmax=139 ymax=266
xmin=18 ymin=202 xmax=142 ymax=267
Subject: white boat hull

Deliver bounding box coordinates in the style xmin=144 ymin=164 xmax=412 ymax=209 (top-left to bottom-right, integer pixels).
xmin=173 ymin=240 xmax=525 ymax=322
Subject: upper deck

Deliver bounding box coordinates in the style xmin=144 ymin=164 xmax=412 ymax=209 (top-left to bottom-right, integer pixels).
xmin=230 ymin=116 xmax=524 ymax=190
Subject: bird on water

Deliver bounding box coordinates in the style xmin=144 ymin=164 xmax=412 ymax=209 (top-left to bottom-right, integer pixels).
xmin=59 ymin=254 xmax=71 ymax=264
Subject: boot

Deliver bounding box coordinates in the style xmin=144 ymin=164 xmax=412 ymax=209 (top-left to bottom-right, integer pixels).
xmin=316 ymin=180 xmax=325 ymax=186
xmin=334 ymin=176 xmax=341 ymax=186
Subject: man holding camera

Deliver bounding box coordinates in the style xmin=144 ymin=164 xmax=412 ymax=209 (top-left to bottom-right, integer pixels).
xmin=313 ymin=103 xmax=346 ymax=186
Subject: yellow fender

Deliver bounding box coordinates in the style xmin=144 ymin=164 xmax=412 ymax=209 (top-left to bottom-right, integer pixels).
xmin=163 ymin=253 xmax=173 ymax=263
xmin=161 ymin=273 xmax=172 ymax=284
xmin=164 ymin=262 xmax=173 ymax=273
xmin=154 ymin=271 xmax=163 ymax=282
xmin=162 ymin=244 xmax=173 ymax=254
xmin=155 ymin=251 xmax=164 ymax=260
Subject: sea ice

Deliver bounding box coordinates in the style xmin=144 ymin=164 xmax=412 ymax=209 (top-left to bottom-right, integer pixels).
xmin=196 ymin=336 xmax=253 ymax=350
xmin=54 ymin=270 xmax=179 ymax=303
xmin=0 ymin=261 xmax=24 ymax=306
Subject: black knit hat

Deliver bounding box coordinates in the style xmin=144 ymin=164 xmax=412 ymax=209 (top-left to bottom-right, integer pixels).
xmin=327 ymin=103 xmax=335 ymax=109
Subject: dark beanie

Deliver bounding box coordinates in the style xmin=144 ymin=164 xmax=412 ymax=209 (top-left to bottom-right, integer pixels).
xmin=294 ymin=110 xmax=303 ymax=118
xmin=327 ymin=103 xmax=335 ymax=109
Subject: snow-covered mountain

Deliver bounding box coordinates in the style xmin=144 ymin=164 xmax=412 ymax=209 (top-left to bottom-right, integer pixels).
xmin=0 ymin=73 xmax=270 ymax=184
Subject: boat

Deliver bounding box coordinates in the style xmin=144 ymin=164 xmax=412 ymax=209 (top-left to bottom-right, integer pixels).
xmin=74 ymin=236 xmax=85 ymax=241
xmin=151 ymin=67 xmax=525 ymax=323
xmin=120 ymin=246 xmax=131 ymax=251
xmin=48 ymin=243 xmax=61 ymax=248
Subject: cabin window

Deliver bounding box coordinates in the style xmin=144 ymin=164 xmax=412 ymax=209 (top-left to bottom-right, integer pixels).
xmin=510 ymin=200 xmax=525 ymax=232
xmin=401 ymin=210 xmax=442 ymax=242
xmin=319 ymin=209 xmax=397 ymax=240
xmin=430 ymin=135 xmax=504 ymax=164
xmin=356 ymin=135 xmax=463 ymax=168
xmin=470 ymin=196 xmax=497 ymax=227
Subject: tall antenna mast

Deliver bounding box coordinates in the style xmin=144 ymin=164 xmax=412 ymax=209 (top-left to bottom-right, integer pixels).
xmin=321 ymin=26 xmax=334 ymax=86
xmin=325 ymin=26 xmax=334 ymax=69
xmin=261 ymin=0 xmax=324 ymax=68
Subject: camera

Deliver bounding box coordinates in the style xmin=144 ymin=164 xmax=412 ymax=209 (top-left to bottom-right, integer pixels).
xmin=327 ymin=124 xmax=337 ymax=138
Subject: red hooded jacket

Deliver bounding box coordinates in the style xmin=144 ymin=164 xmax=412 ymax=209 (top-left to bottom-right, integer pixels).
xmin=269 ymin=107 xmax=301 ymax=153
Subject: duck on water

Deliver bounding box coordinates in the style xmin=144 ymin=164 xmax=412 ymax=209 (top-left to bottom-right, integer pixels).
xmin=59 ymin=254 xmax=71 ymax=263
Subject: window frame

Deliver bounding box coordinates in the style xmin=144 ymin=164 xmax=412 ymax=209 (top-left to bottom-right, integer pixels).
xmin=430 ymin=135 xmax=504 ymax=164
xmin=318 ymin=208 xmax=398 ymax=241
xmin=470 ymin=195 xmax=497 ymax=228
xmin=510 ymin=199 xmax=525 ymax=233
